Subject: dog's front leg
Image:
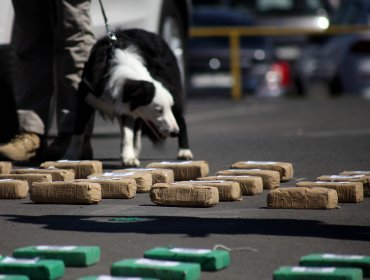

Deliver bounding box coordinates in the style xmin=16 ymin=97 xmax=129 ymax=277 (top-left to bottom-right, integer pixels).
xmin=119 ymin=116 xmax=140 ymax=167
xmin=173 ymin=108 xmax=193 ymax=160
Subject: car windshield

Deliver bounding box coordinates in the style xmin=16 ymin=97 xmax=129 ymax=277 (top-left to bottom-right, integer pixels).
xmin=193 ymin=0 xmax=329 ymax=16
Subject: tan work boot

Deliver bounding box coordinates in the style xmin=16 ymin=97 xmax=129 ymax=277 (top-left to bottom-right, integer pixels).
xmin=0 ymin=132 xmax=40 ymax=161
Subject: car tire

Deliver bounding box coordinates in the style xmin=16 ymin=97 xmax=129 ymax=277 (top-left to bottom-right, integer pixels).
xmin=159 ymin=0 xmax=187 ymax=103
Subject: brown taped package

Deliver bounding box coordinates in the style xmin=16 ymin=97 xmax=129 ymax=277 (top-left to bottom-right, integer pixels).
xmin=198 ymin=175 xmax=263 ymax=196
xmin=0 ymin=179 xmax=29 ymax=199
xmin=171 ymin=180 xmax=242 ymax=201
xmin=296 ymin=181 xmax=363 ymax=203
xmin=30 ymin=181 xmax=101 ymax=204
xmin=77 ymin=177 xmax=137 ymax=198
xmin=231 ymin=161 xmax=293 ymax=181
xmin=0 ymin=161 xmax=12 ymax=174
xmin=150 ymin=183 xmax=219 ymax=207
xmin=146 ymin=161 xmax=209 ymax=181
xmin=88 ymin=171 xmax=152 ymax=193
xmin=12 ymin=168 xmax=75 ymax=181
xmin=113 ymin=168 xmax=174 ymax=184
xmin=267 ymin=187 xmax=338 ymax=209
xmin=340 ymin=170 xmax=370 ymax=176
xmin=316 ymin=174 xmax=370 ymax=197
xmin=0 ymin=173 xmax=52 ymax=185
xmin=216 ymin=169 xmax=280 ymax=189
xmin=40 ymin=160 xmax=103 ymax=179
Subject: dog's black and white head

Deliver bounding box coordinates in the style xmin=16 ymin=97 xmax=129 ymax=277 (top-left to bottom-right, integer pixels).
xmin=106 ymin=47 xmax=179 ymax=139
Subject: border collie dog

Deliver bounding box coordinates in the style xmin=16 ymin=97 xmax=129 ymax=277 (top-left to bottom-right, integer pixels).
xmin=63 ymin=29 xmax=193 ymax=167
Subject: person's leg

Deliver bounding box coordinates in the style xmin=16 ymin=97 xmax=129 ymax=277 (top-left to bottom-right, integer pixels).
xmin=43 ymin=0 xmax=95 ymax=159
xmin=0 ymin=0 xmax=54 ymax=161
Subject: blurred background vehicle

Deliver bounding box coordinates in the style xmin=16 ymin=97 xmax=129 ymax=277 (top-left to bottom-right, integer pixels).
xmin=187 ymin=0 xmax=334 ymax=97
xmin=296 ymin=0 xmax=370 ymax=98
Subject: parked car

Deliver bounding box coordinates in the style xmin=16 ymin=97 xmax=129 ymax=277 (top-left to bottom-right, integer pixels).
xmin=296 ymin=0 xmax=370 ymax=98
xmin=187 ymin=0 xmax=333 ymax=97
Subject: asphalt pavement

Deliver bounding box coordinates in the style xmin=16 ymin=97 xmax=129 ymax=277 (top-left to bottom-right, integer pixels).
xmin=1 ymin=96 xmax=370 ymax=280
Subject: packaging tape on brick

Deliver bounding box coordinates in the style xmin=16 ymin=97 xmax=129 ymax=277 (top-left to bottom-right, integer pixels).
xmin=300 ymin=254 xmax=370 ymax=277
xmin=150 ymin=183 xmax=219 ymax=207
xmin=0 ymin=162 xmax=12 ymax=174
xmin=13 ymin=245 xmax=101 ymax=267
xmin=316 ymin=174 xmax=370 ymax=197
xmin=143 ymin=247 xmax=230 ymax=271
xmin=146 ymin=161 xmax=209 ymax=181
xmin=231 ymin=161 xmax=293 ymax=181
xmin=114 ymin=168 xmax=174 ymax=184
xmin=340 ymin=170 xmax=370 ymax=176
xmin=89 ymin=171 xmax=151 ymax=193
xmin=40 ymin=160 xmax=103 ymax=179
xmin=273 ymin=266 xmax=362 ymax=280
xmin=111 ymin=258 xmax=201 ymax=280
xmin=77 ymin=178 xmax=136 ymax=199
xmin=171 ymin=180 xmax=241 ymax=201
xmin=216 ymin=169 xmax=280 ymax=189
xmin=0 ymin=179 xmax=29 ymax=199
xmin=0 ymin=174 xmax=52 ymax=185
xmin=0 ymin=274 xmax=29 ymax=280
xmin=30 ymin=181 xmax=101 ymax=204
xmin=78 ymin=276 xmax=159 ymax=280
xmin=12 ymin=168 xmax=75 ymax=182
xmin=0 ymin=256 xmax=65 ymax=280
xmin=267 ymin=187 xmax=338 ymax=209
xmin=198 ymin=176 xmax=263 ymax=196
xmin=296 ymin=181 xmax=363 ymax=203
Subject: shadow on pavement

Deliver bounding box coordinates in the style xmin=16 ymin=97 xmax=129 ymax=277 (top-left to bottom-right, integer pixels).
xmin=2 ymin=214 xmax=369 ymax=241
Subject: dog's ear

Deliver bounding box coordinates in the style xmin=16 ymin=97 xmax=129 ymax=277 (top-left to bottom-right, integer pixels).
xmin=122 ymin=79 xmax=155 ymax=111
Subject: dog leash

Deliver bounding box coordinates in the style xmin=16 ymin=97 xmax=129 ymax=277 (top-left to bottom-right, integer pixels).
xmin=98 ymin=0 xmax=117 ymax=58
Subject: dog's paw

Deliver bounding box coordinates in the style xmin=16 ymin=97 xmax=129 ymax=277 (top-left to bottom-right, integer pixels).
xmin=122 ymin=157 xmax=140 ymax=167
xmin=177 ymin=149 xmax=193 ymax=160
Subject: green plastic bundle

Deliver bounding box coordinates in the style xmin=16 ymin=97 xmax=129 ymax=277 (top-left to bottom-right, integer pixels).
xmin=111 ymin=258 xmax=201 ymax=280
xmin=0 ymin=256 xmax=65 ymax=280
xmin=273 ymin=266 xmax=362 ymax=280
xmin=143 ymin=247 xmax=230 ymax=271
xmin=300 ymin=254 xmax=370 ymax=277
xmin=78 ymin=276 xmax=158 ymax=280
xmin=13 ymin=246 xmax=100 ymax=267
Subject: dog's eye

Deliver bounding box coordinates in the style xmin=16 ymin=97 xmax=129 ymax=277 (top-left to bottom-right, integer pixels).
xmin=155 ymin=107 xmax=164 ymax=114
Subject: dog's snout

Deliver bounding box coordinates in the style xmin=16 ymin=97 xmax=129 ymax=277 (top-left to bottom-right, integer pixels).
xmin=170 ymin=131 xmax=179 ymax=137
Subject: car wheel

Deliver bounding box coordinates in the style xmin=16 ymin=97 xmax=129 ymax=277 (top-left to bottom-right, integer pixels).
xmin=159 ymin=0 xmax=187 ymax=101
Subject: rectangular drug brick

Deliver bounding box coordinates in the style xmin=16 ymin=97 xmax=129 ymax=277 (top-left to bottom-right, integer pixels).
xmin=217 ymin=169 xmax=280 ymax=189
xmin=150 ymin=183 xmax=219 ymax=207
xmin=317 ymin=174 xmax=370 ymax=197
xmin=77 ymin=177 xmax=136 ymax=199
xmin=0 ymin=256 xmax=65 ymax=280
xmin=12 ymin=168 xmax=74 ymax=182
xmin=13 ymin=246 xmax=100 ymax=267
xmin=0 ymin=162 xmax=12 ymax=174
xmin=0 ymin=179 xmax=28 ymax=199
xmin=267 ymin=187 xmax=338 ymax=209
xmin=198 ymin=175 xmax=263 ymax=196
xmin=90 ymin=171 xmax=152 ymax=193
xmin=273 ymin=266 xmax=362 ymax=280
xmin=30 ymin=181 xmax=101 ymax=204
xmin=296 ymin=181 xmax=363 ymax=203
xmin=111 ymin=258 xmax=201 ymax=280
xmin=171 ymin=180 xmax=241 ymax=201
xmin=146 ymin=161 xmax=209 ymax=181
xmin=231 ymin=161 xmax=293 ymax=181
xmin=115 ymin=168 xmax=174 ymax=184
xmin=144 ymin=247 xmax=230 ymax=271
xmin=0 ymin=174 xmax=52 ymax=185
xmin=300 ymin=254 xmax=370 ymax=277
xmin=40 ymin=160 xmax=103 ymax=179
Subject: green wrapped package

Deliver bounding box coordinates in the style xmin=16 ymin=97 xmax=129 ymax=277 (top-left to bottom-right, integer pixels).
xmin=0 ymin=275 xmax=29 ymax=280
xmin=143 ymin=247 xmax=230 ymax=271
xmin=111 ymin=258 xmax=201 ymax=280
xmin=78 ymin=276 xmax=158 ymax=280
xmin=273 ymin=266 xmax=362 ymax=280
xmin=0 ymin=256 xmax=64 ymax=280
xmin=13 ymin=246 xmax=100 ymax=267
xmin=300 ymin=254 xmax=370 ymax=277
